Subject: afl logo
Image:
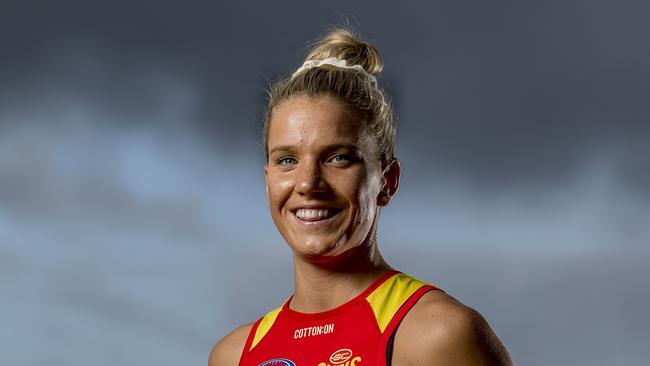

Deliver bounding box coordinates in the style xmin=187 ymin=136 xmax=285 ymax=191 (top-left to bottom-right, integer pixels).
xmin=259 ymin=358 xmax=296 ymax=366
xmin=329 ymin=349 xmax=353 ymax=365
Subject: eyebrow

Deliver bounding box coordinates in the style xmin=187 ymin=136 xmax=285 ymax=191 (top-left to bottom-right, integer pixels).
xmin=268 ymin=145 xmax=295 ymax=156
xmin=268 ymin=144 xmax=359 ymax=156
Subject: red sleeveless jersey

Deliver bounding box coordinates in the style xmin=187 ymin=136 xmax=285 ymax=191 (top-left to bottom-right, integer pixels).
xmin=238 ymin=271 xmax=441 ymax=366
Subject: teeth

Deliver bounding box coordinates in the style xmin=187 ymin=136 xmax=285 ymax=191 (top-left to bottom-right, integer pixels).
xmin=295 ymin=209 xmax=336 ymax=220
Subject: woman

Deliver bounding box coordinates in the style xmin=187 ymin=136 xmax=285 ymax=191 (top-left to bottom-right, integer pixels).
xmin=210 ymin=28 xmax=513 ymax=366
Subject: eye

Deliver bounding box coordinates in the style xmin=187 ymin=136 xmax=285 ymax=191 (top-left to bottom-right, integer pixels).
xmin=329 ymin=154 xmax=352 ymax=165
xmin=276 ymin=156 xmax=298 ymax=167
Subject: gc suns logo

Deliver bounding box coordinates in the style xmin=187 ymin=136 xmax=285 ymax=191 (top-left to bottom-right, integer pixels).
xmin=317 ymin=348 xmax=362 ymax=366
xmin=259 ymin=358 xmax=296 ymax=366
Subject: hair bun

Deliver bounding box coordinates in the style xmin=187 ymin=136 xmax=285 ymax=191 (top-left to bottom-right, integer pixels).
xmin=305 ymin=28 xmax=383 ymax=76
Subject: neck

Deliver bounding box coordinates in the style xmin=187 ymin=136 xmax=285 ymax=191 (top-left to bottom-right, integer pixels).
xmin=289 ymin=240 xmax=392 ymax=313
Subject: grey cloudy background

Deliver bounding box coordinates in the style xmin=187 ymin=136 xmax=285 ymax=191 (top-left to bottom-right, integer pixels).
xmin=1 ymin=1 xmax=649 ymax=365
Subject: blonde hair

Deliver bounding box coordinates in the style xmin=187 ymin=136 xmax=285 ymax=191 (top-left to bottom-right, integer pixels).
xmin=263 ymin=28 xmax=396 ymax=168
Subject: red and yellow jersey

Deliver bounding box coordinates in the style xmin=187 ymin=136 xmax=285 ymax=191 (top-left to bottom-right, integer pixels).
xmin=239 ymin=271 xmax=441 ymax=366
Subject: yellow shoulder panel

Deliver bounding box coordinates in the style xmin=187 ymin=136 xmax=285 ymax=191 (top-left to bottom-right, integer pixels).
xmin=365 ymin=273 xmax=428 ymax=333
xmin=250 ymin=305 xmax=283 ymax=351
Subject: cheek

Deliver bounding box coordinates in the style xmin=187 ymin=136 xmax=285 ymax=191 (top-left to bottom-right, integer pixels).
xmin=360 ymin=165 xmax=382 ymax=196
xmin=267 ymin=174 xmax=293 ymax=207
xmin=355 ymin=189 xmax=377 ymax=226
xmin=344 ymin=169 xmax=379 ymax=213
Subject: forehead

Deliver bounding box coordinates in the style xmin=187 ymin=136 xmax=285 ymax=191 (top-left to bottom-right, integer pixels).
xmin=268 ymin=95 xmax=371 ymax=148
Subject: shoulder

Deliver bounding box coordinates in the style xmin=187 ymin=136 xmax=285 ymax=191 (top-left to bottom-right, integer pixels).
xmin=393 ymin=290 xmax=513 ymax=366
xmin=208 ymin=323 xmax=254 ymax=366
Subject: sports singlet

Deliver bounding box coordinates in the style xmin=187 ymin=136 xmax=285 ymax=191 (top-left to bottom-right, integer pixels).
xmin=239 ymin=270 xmax=441 ymax=366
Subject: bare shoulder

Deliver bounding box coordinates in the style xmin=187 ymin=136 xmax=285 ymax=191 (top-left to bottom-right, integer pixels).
xmin=393 ymin=290 xmax=513 ymax=366
xmin=208 ymin=323 xmax=254 ymax=366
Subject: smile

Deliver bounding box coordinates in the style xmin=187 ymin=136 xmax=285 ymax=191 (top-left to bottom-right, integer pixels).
xmin=292 ymin=208 xmax=342 ymax=221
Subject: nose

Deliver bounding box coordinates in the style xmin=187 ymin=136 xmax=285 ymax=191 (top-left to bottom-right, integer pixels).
xmin=296 ymin=159 xmax=328 ymax=195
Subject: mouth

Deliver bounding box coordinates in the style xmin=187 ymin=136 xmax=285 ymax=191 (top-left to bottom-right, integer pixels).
xmin=292 ymin=208 xmax=343 ymax=222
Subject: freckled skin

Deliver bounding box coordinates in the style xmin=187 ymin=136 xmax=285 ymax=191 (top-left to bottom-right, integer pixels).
xmin=264 ymin=94 xmax=385 ymax=263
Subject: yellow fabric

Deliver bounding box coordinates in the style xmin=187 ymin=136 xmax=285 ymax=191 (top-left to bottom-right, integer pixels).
xmin=250 ymin=305 xmax=283 ymax=351
xmin=365 ymin=273 xmax=428 ymax=333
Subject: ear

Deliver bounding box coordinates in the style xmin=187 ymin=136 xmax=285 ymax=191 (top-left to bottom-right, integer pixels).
xmin=264 ymin=164 xmax=270 ymax=198
xmin=377 ymin=159 xmax=401 ymax=207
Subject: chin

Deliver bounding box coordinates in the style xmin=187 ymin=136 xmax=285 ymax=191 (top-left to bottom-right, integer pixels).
xmin=297 ymin=240 xmax=337 ymax=257
xmin=292 ymin=234 xmax=359 ymax=260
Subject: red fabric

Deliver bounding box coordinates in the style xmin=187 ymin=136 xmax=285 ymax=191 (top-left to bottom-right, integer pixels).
xmin=374 ymin=285 xmax=435 ymax=366
xmin=239 ymin=272 xmax=438 ymax=366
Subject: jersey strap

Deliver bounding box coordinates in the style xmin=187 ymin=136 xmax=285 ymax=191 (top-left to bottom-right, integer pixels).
xmin=238 ymin=300 xmax=287 ymax=365
xmin=365 ymin=272 xmax=433 ymax=333
xmin=366 ymin=273 xmax=441 ymax=366
xmin=249 ymin=305 xmax=283 ymax=351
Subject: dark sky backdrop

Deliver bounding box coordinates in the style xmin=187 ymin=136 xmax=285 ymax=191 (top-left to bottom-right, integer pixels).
xmin=1 ymin=1 xmax=649 ymax=365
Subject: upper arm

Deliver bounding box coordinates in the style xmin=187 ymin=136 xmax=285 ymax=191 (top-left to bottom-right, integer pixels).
xmin=395 ymin=291 xmax=513 ymax=366
xmin=208 ymin=323 xmax=253 ymax=366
